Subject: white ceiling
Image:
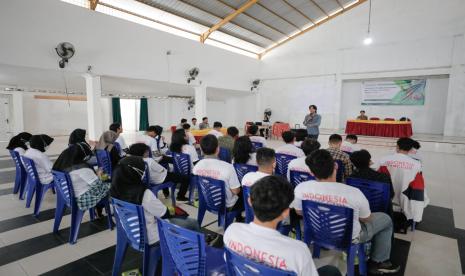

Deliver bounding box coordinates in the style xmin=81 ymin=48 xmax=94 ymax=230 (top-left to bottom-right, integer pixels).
xmin=0 ymin=63 xmax=252 ymax=101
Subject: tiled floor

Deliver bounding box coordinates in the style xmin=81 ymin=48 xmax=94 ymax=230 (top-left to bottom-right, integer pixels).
xmin=0 ymin=131 xmax=464 ymax=275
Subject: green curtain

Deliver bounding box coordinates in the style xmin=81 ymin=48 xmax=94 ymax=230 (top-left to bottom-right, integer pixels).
xmin=139 ymin=98 xmax=149 ymax=131
xmin=112 ymin=97 xmax=122 ymax=123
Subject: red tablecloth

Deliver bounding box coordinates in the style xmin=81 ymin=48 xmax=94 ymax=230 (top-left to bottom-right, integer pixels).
xmin=272 ymin=123 xmax=291 ymax=138
xmin=345 ymin=120 xmax=412 ymax=137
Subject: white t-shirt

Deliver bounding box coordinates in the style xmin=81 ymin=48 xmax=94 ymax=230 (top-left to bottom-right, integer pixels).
xmin=144 ymin=157 xmax=168 ymax=185
xmin=247 ymin=153 xmax=258 ymax=166
xmin=286 ymin=157 xmax=310 ymax=181
xmin=23 ymin=148 xmax=54 ymax=184
xmin=142 ymin=189 xmax=168 ymax=245
xmin=187 ymin=131 xmax=196 ymax=145
xmin=182 ymin=144 xmax=199 ymax=170
xmin=69 ymin=168 xmax=99 ymax=197
xmin=250 ymin=136 xmax=267 ymax=147
xmin=340 ymin=141 xmax=361 ymax=153
xmin=207 ymin=129 xmax=223 ymax=138
xmin=193 ymin=158 xmax=241 ymax=208
xmin=276 ymin=144 xmax=305 ymax=158
xmin=115 ymin=136 xmax=127 ymax=149
xmin=294 ymin=141 xmax=302 ymax=148
xmin=292 ymin=180 xmax=371 ymax=239
xmin=137 ymin=135 xmax=157 ymax=152
xmin=241 ymin=171 xmax=269 ymax=187
xmin=14 ymin=147 xmax=26 ymax=155
xmin=224 ymin=222 xmax=318 ymax=276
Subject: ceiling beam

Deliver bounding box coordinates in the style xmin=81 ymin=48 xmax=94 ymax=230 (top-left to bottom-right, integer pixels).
xmin=34 ymin=95 xmax=87 ymax=101
xmin=256 ymin=2 xmax=301 ymax=31
xmin=281 ymin=0 xmax=315 ymax=24
xmin=309 ymin=0 xmax=329 ymax=17
xmin=89 ymin=0 xmax=99 ymax=10
xmin=259 ymin=0 xmax=367 ymax=59
xmin=334 ymin=0 xmax=345 ymax=9
xmin=200 ymin=0 xmax=258 ymax=43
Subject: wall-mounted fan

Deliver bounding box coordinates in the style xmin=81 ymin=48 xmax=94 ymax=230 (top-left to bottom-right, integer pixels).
xmin=264 ymin=108 xmax=272 ymax=122
xmin=187 ymin=97 xmax=195 ymax=110
xmin=55 ymin=42 xmax=75 ymax=69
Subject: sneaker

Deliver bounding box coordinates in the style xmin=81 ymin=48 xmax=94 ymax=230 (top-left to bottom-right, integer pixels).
xmin=369 ymin=261 xmax=400 ymax=275
xmin=176 ymin=196 xmax=189 ymax=202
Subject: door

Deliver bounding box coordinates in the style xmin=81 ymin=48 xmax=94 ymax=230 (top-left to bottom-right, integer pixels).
xmin=0 ymin=95 xmax=12 ymax=141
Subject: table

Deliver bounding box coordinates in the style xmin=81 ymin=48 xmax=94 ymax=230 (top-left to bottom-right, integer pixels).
xmin=272 ymin=123 xmax=291 ymax=139
xmin=345 ymin=120 xmax=413 ymax=138
xmin=191 ymin=128 xmax=227 ymax=143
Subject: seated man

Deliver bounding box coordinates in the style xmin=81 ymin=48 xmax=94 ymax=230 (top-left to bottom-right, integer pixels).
xmin=350 ymin=150 xmax=394 ymax=215
xmin=242 ymin=148 xmax=276 ymax=187
xmin=357 ymin=110 xmax=368 ymax=120
xmin=294 ymin=129 xmax=308 ymax=148
xmin=191 ymin=117 xmax=199 ymax=130
xmin=137 ymin=125 xmax=169 ymax=155
xmin=218 ymin=126 xmax=239 ymax=152
xmin=193 ymin=135 xmax=243 ymax=217
xmin=293 ymin=150 xmax=400 ymax=274
xmin=247 ymin=124 xmax=267 ymax=147
xmin=208 ymin=121 xmax=224 ymax=138
xmin=409 ymin=140 xmax=422 ymax=162
xmin=287 ymin=138 xmax=320 ymax=181
xmin=199 ymin=117 xmax=210 ymax=130
xmin=377 ymin=138 xmax=428 ymax=224
xmin=110 ymin=122 xmax=128 ymax=156
xmin=326 ymin=134 xmax=352 ymax=181
xmin=276 ymin=131 xmax=305 ymax=158
xmin=177 ymin=118 xmax=187 ymax=129
xmin=341 ymin=134 xmax=361 ymax=153
xmin=224 ymin=176 xmax=339 ymax=276
xmin=182 ymin=123 xmax=197 ymax=146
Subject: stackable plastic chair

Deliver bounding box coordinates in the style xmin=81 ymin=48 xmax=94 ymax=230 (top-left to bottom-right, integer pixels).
xmin=9 ymin=150 xmax=27 ymax=199
xmin=251 ymin=141 xmax=264 ymax=150
xmin=369 ymin=117 xmax=380 ymax=120
xmin=113 ymin=142 xmax=123 ymax=157
xmin=225 ymin=247 xmax=297 ymax=276
xmin=218 ymin=147 xmax=232 ymax=163
xmin=335 ymin=160 xmax=345 ymax=183
xmin=21 ymin=156 xmax=55 ymax=217
xmin=275 ymin=153 xmax=297 ymax=176
xmin=384 ymin=118 xmax=395 ymax=121
xmin=143 ymin=162 xmax=176 ymax=206
xmin=346 ymin=178 xmax=391 ymax=213
xmin=172 ymin=152 xmax=196 ymax=203
xmin=242 ymin=186 xmax=254 ymax=223
xmin=302 ymin=200 xmax=367 ymax=276
xmin=157 ymin=219 xmax=226 ymax=275
xmin=111 ymin=198 xmax=161 ymax=276
xmin=196 ymin=176 xmax=240 ymax=230
xmin=289 ymin=170 xmax=314 ymax=188
xmin=233 ymin=163 xmax=258 ymax=183
xmin=96 ymin=149 xmax=112 ymax=178
xmin=52 ymin=170 xmax=112 ymax=244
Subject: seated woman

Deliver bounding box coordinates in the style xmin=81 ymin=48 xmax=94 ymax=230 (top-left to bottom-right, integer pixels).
xmin=53 ymin=142 xmax=110 ymax=215
xmin=169 ymin=129 xmax=199 ymax=169
xmin=128 ymin=143 xmax=190 ymax=202
xmin=110 ymin=156 xmax=201 ymax=245
xmin=23 ymin=135 xmax=54 ymax=185
xmin=95 ymin=130 xmax=121 ymax=170
xmin=68 ymin=128 xmax=90 ymax=147
xmin=6 ymin=132 xmax=32 ymax=155
xmin=232 ymin=136 xmax=257 ymax=166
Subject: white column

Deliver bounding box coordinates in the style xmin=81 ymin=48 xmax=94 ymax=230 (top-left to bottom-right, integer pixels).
xmin=194 ymin=85 xmax=207 ymax=120
xmin=83 ymin=74 xmax=103 ymax=142
xmin=12 ymin=92 xmax=24 ymax=134
xmin=255 ymin=89 xmax=262 ymax=121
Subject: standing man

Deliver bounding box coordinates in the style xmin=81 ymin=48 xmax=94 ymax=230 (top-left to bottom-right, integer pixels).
xmin=303 ymin=105 xmax=321 ymax=140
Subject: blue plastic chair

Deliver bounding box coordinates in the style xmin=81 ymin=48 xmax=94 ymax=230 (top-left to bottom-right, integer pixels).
xmin=275 ymin=153 xmax=297 ymax=176
xmin=335 ymin=159 xmax=345 ymax=183
xmin=242 ymin=186 xmax=254 ymax=223
xmin=233 ymin=163 xmax=258 ymax=183
xmin=21 ymin=156 xmax=55 ymax=217
xmin=218 ymin=147 xmax=232 ymax=163
xmin=289 ymin=170 xmax=314 ymax=188
xmin=114 ymin=142 xmax=124 ymax=157
xmin=9 ymin=150 xmax=27 ymax=199
xmin=96 ymin=149 xmax=112 ymax=178
xmin=346 ymin=178 xmax=391 ymax=213
xmin=225 ymin=247 xmax=297 ymax=276
xmin=251 ymin=141 xmax=264 ymax=150
xmin=52 ymin=170 xmax=113 ymax=244
xmin=302 ymin=200 xmax=367 ymax=276
xmin=143 ymin=162 xmax=176 ymax=206
xmin=172 ymin=152 xmax=197 ymax=203
xmin=157 ymin=219 xmax=226 ymax=275
xmin=111 ymin=198 xmax=161 ymax=276
xmin=196 ymin=176 xmax=239 ymax=230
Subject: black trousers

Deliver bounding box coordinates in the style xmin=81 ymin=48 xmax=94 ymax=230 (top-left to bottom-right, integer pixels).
xmin=307 ymin=134 xmax=319 ymax=140
xmin=164 ymin=172 xmax=190 ymax=198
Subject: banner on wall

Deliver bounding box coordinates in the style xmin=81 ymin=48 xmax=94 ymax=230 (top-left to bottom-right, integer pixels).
xmin=361 ymin=79 xmax=426 ymax=105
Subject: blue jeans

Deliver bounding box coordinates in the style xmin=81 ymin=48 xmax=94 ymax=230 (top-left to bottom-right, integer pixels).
xmin=359 ymin=212 xmax=393 ymax=262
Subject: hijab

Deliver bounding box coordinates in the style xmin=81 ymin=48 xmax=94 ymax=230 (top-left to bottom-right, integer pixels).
xmin=53 ymin=142 xmax=93 ymax=172
xmin=6 ymin=132 xmax=32 ymax=150
xmin=30 ymin=134 xmax=54 ymax=153
xmin=95 ymin=131 xmax=118 ymax=151
xmin=69 ymin=129 xmax=87 ymax=145
xmin=110 ymin=156 xmax=147 ymax=205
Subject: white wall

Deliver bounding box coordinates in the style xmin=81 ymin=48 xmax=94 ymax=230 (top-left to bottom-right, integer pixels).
xmin=340 ymin=76 xmax=450 ymax=134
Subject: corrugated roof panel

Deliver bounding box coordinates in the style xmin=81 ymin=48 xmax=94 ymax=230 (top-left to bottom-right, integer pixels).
xmin=313 ymin=0 xmax=340 ymax=15
xmin=182 ymin=0 xmax=231 ymax=18
xmin=259 ymin=0 xmax=311 ymax=28
xmin=232 ymin=13 xmax=287 ymax=41
xmin=220 ymin=0 xmax=250 ymax=9
xmin=247 ymin=4 xmax=300 ymax=35
xmin=290 ymin=0 xmax=326 ymax=20
xmin=221 ymin=22 xmax=274 ymax=48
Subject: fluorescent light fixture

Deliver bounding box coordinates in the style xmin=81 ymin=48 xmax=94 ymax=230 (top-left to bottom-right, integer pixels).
xmin=363 ymin=36 xmax=373 ymax=45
